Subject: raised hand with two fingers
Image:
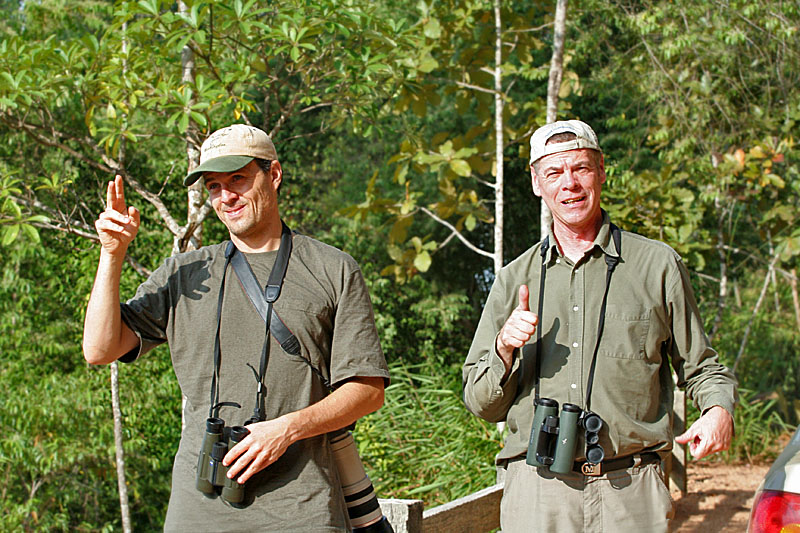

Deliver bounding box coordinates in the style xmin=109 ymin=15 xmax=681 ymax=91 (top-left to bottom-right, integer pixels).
xmin=95 ymin=174 xmax=140 ymax=256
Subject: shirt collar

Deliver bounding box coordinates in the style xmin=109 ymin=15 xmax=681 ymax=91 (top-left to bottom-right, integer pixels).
xmin=542 ymin=209 xmax=619 ymax=264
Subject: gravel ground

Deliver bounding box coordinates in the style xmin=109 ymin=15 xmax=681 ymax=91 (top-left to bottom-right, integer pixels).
xmin=671 ymin=461 xmax=770 ymax=532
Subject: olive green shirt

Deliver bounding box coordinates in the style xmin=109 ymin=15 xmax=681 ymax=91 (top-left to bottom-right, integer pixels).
xmin=120 ymin=234 xmax=389 ymax=532
xmin=463 ymin=212 xmax=737 ymax=463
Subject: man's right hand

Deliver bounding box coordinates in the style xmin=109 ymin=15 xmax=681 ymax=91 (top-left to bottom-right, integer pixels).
xmin=496 ymin=285 xmax=538 ymax=374
xmin=95 ymin=175 xmax=140 ymax=256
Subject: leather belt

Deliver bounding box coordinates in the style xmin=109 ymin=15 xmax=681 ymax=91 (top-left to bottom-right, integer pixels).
xmin=573 ymin=452 xmax=661 ymax=476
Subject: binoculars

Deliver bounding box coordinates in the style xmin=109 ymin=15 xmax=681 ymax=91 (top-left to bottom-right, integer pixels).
xmin=525 ymin=398 xmax=605 ymax=474
xmin=196 ymin=417 xmax=251 ymax=504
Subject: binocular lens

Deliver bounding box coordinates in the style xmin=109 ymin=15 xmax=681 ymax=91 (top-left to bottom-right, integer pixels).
xmin=582 ymin=413 xmax=603 ymax=433
xmin=586 ymin=444 xmax=605 ymax=464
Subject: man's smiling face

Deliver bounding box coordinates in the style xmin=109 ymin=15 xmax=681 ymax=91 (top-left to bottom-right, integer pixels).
xmin=204 ymin=160 xmax=281 ymax=243
xmin=531 ymin=148 xmax=606 ymax=238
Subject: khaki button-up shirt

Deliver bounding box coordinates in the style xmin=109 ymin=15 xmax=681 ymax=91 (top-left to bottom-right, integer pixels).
xmin=463 ymin=212 xmax=737 ymax=463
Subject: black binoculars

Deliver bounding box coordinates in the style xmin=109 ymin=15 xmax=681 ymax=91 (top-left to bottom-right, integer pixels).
xmin=525 ymin=398 xmax=605 ymax=473
xmin=196 ymin=417 xmax=250 ymax=504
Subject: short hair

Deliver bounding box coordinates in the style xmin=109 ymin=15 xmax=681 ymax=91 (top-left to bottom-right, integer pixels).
xmin=531 ymin=133 xmax=601 ymax=174
xmin=254 ymin=158 xmax=281 ymax=195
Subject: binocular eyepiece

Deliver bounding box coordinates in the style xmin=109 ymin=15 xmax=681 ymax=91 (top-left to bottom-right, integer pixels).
xmin=196 ymin=417 xmax=251 ymax=504
xmin=525 ymin=398 xmax=605 ymax=474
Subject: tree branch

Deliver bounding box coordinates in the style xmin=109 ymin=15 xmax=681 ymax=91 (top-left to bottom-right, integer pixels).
xmin=419 ymin=206 xmax=494 ymax=259
xmin=733 ymin=253 xmax=780 ymax=374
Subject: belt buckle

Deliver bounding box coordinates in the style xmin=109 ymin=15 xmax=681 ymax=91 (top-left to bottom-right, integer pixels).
xmin=581 ymin=462 xmax=602 ymax=476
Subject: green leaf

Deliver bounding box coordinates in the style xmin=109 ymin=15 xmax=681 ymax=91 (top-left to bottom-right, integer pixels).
xmin=178 ymin=113 xmax=189 ymax=133
xmin=449 ymin=159 xmax=471 ymax=177
xmin=138 ymin=0 xmax=159 ymax=16
xmin=413 ymin=250 xmax=432 ymax=272
xmin=20 ymin=224 xmax=40 ymax=243
xmin=418 ymin=54 xmax=438 ymax=73
xmin=423 ymin=18 xmax=441 ymax=39
xmin=465 ymin=214 xmax=477 ymax=231
xmin=2 ymin=224 xmax=20 ymax=246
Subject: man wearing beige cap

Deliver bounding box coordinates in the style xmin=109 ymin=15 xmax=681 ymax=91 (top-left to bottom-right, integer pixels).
xmin=83 ymin=124 xmax=390 ymax=531
xmin=462 ymin=120 xmax=737 ymax=531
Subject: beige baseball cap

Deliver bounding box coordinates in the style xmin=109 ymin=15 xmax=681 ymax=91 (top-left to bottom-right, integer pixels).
xmin=529 ymin=119 xmax=601 ymax=165
xmin=184 ymin=124 xmax=278 ymax=186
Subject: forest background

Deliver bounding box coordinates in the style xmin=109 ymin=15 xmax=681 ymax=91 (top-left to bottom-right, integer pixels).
xmin=1 ymin=0 xmax=799 ymax=530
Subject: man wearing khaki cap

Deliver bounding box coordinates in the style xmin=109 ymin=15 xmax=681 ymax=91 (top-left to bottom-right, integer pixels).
xmin=462 ymin=120 xmax=737 ymax=531
xmin=83 ymin=124 xmax=391 ymax=531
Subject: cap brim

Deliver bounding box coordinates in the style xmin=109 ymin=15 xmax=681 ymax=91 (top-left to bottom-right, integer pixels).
xmin=183 ymin=155 xmax=255 ymax=186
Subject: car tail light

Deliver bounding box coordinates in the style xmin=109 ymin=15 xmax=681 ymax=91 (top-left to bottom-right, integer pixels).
xmin=748 ymin=489 xmax=800 ymax=533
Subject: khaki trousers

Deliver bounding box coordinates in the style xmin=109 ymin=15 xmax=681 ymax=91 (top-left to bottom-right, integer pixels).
xmin=500 ymin=458 xmax=675 ymax=532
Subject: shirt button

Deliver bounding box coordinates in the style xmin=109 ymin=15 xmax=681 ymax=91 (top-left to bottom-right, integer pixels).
xmin=572 ymin=342 xmax=579 ymax=348
xmin=571 ymin=383 xmax=577 ymax=389
xmin=573 ymin=305 xmax=579 ymax=311
xmin=556 ymin=258 xmax=561 ymax=264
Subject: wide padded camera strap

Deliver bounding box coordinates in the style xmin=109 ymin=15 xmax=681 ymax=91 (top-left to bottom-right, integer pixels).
xmin=229 ymin=227 xmax=331 ymax=391
xmin=533 ymin=224 xmax=622 ymax=412
xmin=230 ymin=243 xmax=301 ymax=357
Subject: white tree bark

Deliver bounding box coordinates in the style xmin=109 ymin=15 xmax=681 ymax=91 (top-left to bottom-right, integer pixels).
xmin=733 ymin=253 xmax=781 ymax=373
xmin=791 ymin=268 xmax=800 ymax=333
xmin=111 ymin=362 xmax=132 ymax=533
xmin=540 ymin=0 xmax=568 ymax=240
xmin=112 ymin=24 xmax=132 ymax=533
xmin=178 ymin=0 xmax=204 ymax=255
xmin=493 ymin=0 xmax=504 ymax=276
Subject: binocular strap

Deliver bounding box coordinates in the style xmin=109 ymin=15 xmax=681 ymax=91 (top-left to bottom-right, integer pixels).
xmin=209 ymin=222 xmax=295 ymax=421
xmin=533 ymin=224 xmax=622 ymax=412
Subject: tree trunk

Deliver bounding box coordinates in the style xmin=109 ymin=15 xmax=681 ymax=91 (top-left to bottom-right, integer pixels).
xmin=540 ymin=0 xmax=568 ymax=240
xmin=710 ymin=198 xmax=728 ymax=340
xmin=493 ymin=0 xmax=504 ymax=276
xmin=767 ymin=229 xmax=780 ymax=312
xmin=790 ymin=268 xmax=800 ymax=333
xmin=733 ymin=254 xmax=781 ymax=374
xmin=111 ymin=362 xmax=132 ymax=533
xmin=177 ymin=0 xmax=203 ymax=255
xmin=112 ymin=25 xmax=132 ymax=533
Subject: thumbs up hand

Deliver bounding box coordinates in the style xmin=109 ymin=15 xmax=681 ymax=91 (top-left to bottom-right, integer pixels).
xmin=496 ymin=285 xmax=539 ymax=373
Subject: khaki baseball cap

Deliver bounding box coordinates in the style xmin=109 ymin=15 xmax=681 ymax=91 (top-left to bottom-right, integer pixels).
xmin=184 ymin=124 xmax=278 ymax=186
xmin=529 ymin=120 xmax=601 ymax=165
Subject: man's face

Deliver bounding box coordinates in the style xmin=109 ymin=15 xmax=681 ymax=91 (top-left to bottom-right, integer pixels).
xmin=531 ymin=148 xmax=605 ymax=237
xmin=204 ymin=160 xmax=282 ymax=241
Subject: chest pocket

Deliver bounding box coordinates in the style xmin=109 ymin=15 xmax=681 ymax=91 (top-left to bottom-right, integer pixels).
xmin=598 ymin=306 xmax=650 ymax=360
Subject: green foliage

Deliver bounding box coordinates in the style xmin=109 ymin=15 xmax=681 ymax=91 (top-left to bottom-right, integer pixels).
xmin=0 ymin=235 xmax=179 ymax=530
xmin=2 ymin=0 xmax=800 ymax=530
xmin=356 ymin=361 xmax=502 ymax=506
xmin=345 ymin=1 xmax=554 ymax=278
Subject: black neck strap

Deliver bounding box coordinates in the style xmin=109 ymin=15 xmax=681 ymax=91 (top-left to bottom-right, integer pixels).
xmin=208 ymin=222 xmax=293 ymax=421
xmin=533 ymin=224 xmax=622 ymax=412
